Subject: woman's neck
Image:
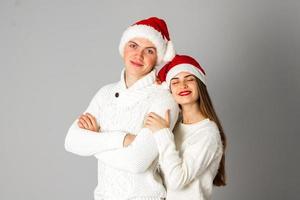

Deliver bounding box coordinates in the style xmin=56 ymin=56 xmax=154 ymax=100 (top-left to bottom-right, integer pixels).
xmin=181 ymin=103 xmax=206 ymax=124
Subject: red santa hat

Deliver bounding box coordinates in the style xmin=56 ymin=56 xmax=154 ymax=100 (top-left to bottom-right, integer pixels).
xmin=158 ymin=54 xmax=207 ymax=86
xmin=119 ymin=17 xmax=176 ymax=64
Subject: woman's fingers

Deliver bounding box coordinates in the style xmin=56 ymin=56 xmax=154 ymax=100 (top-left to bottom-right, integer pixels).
xmin=165 ymin=110 xmax=170 ymax=126
xmin=148 ymin=112 xmax=163 ymax=121
xmin=145 ymin=117 xmax=156 ymax=126
xmin=145 ymin=115 xmax=158 ymax=123
xmin=145 ymin=111 xmax=170 ymax=133
xmin=145 ymin=117 xmax=153 ymax=124
xmin=144 ymin=120 xmax=154 ymax=129
xmin=148 ymin=112 xmax=167 ymax=124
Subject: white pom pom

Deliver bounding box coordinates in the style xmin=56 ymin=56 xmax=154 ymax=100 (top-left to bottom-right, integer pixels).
xmin=163 ymin=40 xmax=176 ymax=62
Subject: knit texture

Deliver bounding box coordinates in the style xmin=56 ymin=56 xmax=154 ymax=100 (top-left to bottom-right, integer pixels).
xmin=153 ymin=119 xmax=223 ymax=200
xmin=65 ymin=69 xmax=179 ymax=200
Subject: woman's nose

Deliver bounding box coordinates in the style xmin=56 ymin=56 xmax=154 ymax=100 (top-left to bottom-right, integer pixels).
xmin=179 ymin=81 xmax=188 ymax=89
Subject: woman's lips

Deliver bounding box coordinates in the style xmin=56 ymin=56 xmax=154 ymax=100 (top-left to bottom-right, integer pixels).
xmin=178 ymin=90 xmax=192 ymax=96
xmin=130 ymin=60 xmax=143 ymax=67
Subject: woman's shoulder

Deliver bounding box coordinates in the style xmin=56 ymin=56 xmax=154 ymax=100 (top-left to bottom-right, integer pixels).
xmin=200 ymin=120 xmax=222 ymax=149
xmin=200 ymin=120 xmax=220 ymax=141
xmin=205 ymin=120 xmax=219 ymax=134
xmin=179 ymin=119 xmax=220 ymax=144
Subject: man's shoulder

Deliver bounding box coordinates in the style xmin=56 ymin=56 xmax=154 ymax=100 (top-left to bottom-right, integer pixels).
xmin=145 ymin=84 xmax=177 ymax=107
xmin=149 ymin=84 xmax=173 ymax=99
xmin=101 ymin=81 xmax=119 ymax=90
xmin=94 ymin=81 xmax=120 ymax=98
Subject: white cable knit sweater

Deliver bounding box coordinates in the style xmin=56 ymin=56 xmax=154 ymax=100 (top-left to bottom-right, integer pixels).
xmin=153 ymin=119 xmax=223 ymax=200
xmin=65 ymin=69 xmax=179 ymax=200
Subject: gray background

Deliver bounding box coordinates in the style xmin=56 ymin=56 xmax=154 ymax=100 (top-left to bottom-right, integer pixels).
xmin=1 ymin=0 xmax=299 ymax=199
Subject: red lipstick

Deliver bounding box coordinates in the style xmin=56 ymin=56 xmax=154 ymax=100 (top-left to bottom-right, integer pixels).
xmin=178 ymin=90 xmax=191 ymax=96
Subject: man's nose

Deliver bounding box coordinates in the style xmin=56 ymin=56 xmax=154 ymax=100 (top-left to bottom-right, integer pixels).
xmin=135 ymin=49 xmax=144 ymax=59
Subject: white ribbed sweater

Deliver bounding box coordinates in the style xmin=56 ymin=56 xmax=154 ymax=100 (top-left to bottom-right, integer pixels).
xmin=65 ymin=69 xmax=179 ymax=200
xmin=153 ymin=119 xmax=223 ymax=200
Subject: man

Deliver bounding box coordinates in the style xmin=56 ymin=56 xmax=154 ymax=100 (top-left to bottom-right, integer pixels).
xmin=65 ymin=17 xmax=179 ymax=200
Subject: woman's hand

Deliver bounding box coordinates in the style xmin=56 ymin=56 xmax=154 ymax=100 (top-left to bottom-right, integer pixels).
xmin=77 ymin=113 xmax=100 ymax=132
xmin=144 ymin=110 xmax=170 ymax=133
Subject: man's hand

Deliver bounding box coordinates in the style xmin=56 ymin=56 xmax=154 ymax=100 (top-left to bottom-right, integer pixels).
xmin=77 ymin=112 xmax=100 ymax=132
xmin=123 ymin=134 xmax=136 ymax=147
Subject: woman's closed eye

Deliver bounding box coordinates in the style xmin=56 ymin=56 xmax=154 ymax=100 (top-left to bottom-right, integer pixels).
xmin=186 ymin=78 xmax=195 ymax=82
xmin=171 ymin=81 xmax=179 ymax=85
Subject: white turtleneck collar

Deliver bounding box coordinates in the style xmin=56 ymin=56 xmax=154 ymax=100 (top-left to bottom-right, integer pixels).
xmin=119 ymin=68 xmax=157 ymax=91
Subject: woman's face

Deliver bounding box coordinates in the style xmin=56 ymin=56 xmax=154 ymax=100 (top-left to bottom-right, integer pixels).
xmin=123 ymin=37 xmax=157 ymax=80
xmin=170 ymin=71 xmax=200 ymax=106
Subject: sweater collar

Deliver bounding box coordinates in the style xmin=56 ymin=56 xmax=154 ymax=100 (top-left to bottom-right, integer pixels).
xmin=180 ymin=118 xmax=210 ymax=127
xmin=119 ymin=68 xmax=156 ymax=90
xmin=177 ymin=118 xmax=211 ymax=138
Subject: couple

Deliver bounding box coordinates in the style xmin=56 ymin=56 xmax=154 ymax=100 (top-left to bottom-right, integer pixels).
xmin=65 ymin=17 xmax=226 ymax=200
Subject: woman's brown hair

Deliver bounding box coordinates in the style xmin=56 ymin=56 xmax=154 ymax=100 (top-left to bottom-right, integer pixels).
xmin=196 ymin=78 xmax=227 ymax=186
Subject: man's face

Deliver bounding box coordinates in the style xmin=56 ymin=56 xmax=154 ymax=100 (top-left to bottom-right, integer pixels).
xmin=123 ymin=37 xmax=157 ymax=80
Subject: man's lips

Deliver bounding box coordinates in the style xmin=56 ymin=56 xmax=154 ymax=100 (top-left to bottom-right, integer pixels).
xmin=130 ymin=60 xmax=143 ymax=67
xmin=178 ymin=90 xmax=192 ymax=96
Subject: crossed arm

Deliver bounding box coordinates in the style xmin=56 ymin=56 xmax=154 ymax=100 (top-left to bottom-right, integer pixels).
xmin=95 ymin=96 xmax=179 ymax=173
xmin=64 ymin=91 xmax=131 ymax=156
xmin=65 ymin=90 xmax=179 ymax=174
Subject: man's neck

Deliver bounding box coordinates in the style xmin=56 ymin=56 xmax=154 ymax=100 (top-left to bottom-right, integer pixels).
xmin=124 ymin=71 xmax=149 ymax=88
xmin=125 ymin=74 xmax=140 ymax=88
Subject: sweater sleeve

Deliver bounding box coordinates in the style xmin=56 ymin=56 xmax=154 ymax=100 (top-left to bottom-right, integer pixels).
xmin=153 ymin=128 xmax=221 ymax=190
xmin=94 ymin=95 xmax=179 ymax=173
xmin=64 ymin=88 xmax=126 ymax=156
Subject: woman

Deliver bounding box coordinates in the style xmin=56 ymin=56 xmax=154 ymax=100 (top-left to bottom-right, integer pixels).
xmin=144 ymin=55 xmax=226 ymax=200
xmin=65 ymin=17 xmax=179 ymax=200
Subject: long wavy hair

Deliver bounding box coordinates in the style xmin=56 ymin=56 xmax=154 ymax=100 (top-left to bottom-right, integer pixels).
xmin=195 ymin=78 xmax=227 ymax=186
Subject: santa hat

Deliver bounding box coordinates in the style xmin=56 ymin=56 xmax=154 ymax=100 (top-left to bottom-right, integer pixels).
xmin=158 ymin=54 xmax=207 ymax=86
xmin=119 ymin=17 xmax=176 ymax=64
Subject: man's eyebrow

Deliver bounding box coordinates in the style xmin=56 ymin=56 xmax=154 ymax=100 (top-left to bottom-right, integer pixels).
xmin=128 ymin=41 xmax=138 ymax=45
xmin=129 ymin=40 xmax=156 ymax=50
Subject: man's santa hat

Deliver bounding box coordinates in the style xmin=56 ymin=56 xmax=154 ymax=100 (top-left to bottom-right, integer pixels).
xmin=119 ymin=17 xmax=176 ymax=64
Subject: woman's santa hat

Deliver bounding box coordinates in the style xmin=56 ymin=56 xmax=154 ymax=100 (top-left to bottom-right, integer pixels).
xmin=119 ymin=17 xmax=176 ymax=64
xmin=158 ymin=54 xmax=207 ymax=86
